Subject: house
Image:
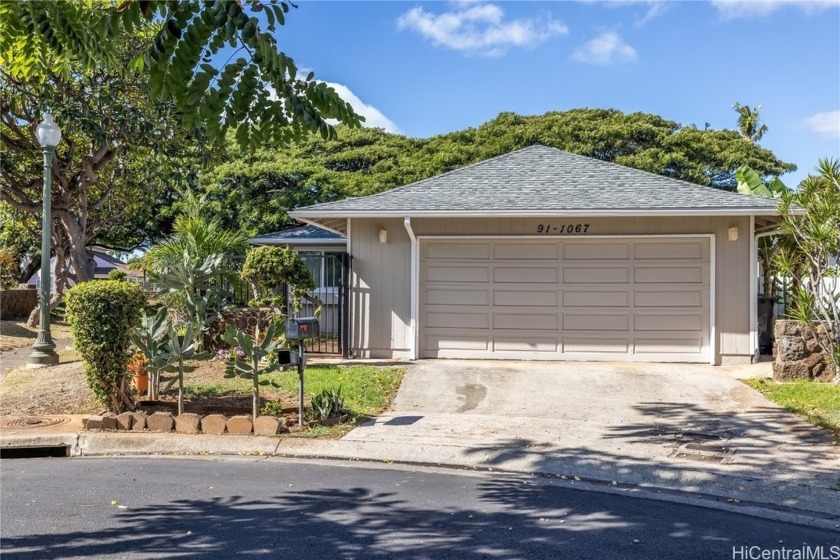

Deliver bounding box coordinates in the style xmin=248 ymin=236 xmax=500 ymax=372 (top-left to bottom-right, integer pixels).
xmin=290 ymin=145 xmax=783 ymax=365
xmin=27 ymin=249 xmax=142 ymax=291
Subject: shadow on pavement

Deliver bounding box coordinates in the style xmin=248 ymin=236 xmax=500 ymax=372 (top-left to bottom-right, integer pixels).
xmin=2 ymin=477 xmax=834 ymax=559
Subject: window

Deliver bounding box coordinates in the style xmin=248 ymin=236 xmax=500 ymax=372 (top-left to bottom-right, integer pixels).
xmin=299 ymin=251 xmax=343 ymax=290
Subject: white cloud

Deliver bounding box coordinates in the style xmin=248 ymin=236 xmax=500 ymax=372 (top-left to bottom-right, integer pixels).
xmin=571 ymin=31 xmax=638 ymax=65
xmin=325 ymin=82 xmax=402 ymax=134
xmin=396 ymin=2 xmax=568 ymax=56
xmin=804 ymin=110 xmax=840 ymax=139
xmin=581 ymin=1 xmax=673 ymax=26
xmin=711 ymin=0 xmax=838 ymax=20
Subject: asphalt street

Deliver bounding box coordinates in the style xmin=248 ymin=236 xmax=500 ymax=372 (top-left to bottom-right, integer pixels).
xmin=1 ymin=456 xmax=837 ymax=559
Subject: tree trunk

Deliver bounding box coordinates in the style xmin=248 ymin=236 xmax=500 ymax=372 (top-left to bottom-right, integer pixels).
xmin=18 ymin=256 xmax=40 ymax=285
xmin=252 ymin=360 xmax=260 ymax=420
xmin=177 ymin=359 xmax=185 ymax=415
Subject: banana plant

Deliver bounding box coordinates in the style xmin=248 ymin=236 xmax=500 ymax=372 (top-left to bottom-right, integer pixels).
xmin=736 ymin=165 xmax=788 ymax=198
xmin=131 ymin=307 xmax=175 ymax=401
xmin=165 ymin=323 xmax=200 ymax=415
xmin=222 ymin=323 xmax=283 ymax=419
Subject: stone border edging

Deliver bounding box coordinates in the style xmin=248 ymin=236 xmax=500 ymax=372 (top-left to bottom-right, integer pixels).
xmin=82 ymin=412 xmax=288 ymax=436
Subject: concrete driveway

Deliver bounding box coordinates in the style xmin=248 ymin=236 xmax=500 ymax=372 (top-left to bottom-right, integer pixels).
xmin=344 ymin=360 xmax=840 ymax=516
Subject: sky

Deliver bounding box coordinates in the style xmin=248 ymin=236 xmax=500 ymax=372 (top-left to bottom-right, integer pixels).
xmin=273 ymin=0 xmax=839 ymax=187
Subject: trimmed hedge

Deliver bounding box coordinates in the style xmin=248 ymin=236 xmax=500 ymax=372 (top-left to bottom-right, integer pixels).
xmin=65 ymin=280 xmax=146 ymax=412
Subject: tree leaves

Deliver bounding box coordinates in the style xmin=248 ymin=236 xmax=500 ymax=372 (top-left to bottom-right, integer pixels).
xmin=1 ymin=0 xmax=364 ymax=150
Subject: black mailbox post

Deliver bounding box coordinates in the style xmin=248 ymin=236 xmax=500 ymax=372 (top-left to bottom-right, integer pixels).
xmin=283 ymin=317 xmax=320 ymax=426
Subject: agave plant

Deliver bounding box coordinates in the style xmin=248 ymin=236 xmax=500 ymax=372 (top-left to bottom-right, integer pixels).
xmin=222 ymin=322 xmax=284 ymax=419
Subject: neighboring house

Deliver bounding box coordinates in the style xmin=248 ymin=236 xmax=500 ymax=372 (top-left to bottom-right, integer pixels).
xmin=27 ymin=249 xmax=142 ymax=292
xmin=249 ymin=225 xmax=348 ymax=337
xmin=291 ymin=145 xmax=784 ymax=365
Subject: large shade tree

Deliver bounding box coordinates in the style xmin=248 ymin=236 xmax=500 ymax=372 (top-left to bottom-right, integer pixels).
xmin=1 ymin=32 xmax=194 ymax=299
xmin=0 ymin=0 xmax=363 ymax=313
xmin=200 ymin=109 xmax=796 ymax=237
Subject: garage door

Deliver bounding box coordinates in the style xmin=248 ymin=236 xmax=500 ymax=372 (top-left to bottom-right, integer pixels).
xmin=420 ymin=237 xmax=711 ymax=362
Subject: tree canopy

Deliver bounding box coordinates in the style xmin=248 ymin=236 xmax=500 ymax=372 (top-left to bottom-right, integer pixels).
xmin=0 ymin=0 xmax=363 ymax=149
xmin=201 ymin=108 xmax=797 ymax=237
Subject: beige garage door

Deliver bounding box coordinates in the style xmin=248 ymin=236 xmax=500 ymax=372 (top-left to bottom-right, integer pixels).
xmin=420 ymin=237 xmax=711 ymax=362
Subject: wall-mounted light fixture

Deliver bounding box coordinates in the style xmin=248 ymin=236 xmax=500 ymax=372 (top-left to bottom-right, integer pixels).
xmin=728 ymin=226 xmax=739 ymax=241
xmin=378 ymin=228 xmax=388 ymax=244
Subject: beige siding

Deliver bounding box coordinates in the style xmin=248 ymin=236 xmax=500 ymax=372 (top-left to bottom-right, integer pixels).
xmin=349 ymin=215 xmax=752 ymax=362
xmin=349 ymin=218 xmax=412 ymax=358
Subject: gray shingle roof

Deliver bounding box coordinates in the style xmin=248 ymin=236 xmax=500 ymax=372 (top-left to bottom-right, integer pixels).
xmin=291 ymin=145 xmax=780 ymax=217
xmin=249 ymin=225 xmax=345 ymax=245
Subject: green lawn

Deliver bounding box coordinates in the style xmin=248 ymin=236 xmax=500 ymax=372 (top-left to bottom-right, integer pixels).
xmin=184 ymin=363 xmax=406 ymax=433
xmin=744 ymin=378 xmax=840 ymax=438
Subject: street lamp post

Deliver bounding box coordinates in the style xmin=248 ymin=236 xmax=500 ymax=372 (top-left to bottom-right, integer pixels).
xmin=28 ymin=113 xmax=62 ymax=368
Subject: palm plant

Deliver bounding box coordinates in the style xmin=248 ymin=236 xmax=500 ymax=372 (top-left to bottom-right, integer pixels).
xmin=732 ymin=102 xmax=768 ymax=143
xmin=776 ymin=158 xmax=840 ymax=382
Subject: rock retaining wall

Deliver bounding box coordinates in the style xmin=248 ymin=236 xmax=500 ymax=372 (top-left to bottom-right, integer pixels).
xmin=774 ymin=320 xmax=836 ymax=381
xmin=204 ymin=307 xmax=278 ymax=351
xmin=0 ymin=287 xmax=38 ymax=319
xmin=83 ymin=411 xmax=290 ymax=435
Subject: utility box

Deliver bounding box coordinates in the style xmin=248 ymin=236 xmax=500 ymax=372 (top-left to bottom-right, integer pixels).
xmin=286 ymin=317 xmax=320 ymax=340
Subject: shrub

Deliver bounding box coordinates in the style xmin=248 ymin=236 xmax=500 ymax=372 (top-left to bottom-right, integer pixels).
xmin=241 ymin=246 xmax=314 ymax=310
xmin=309 ymin=387 xmax=345 ymax=421
xmin=0 ymin=250 xmax=19 ymax=290
xmin=108 ymin=269 xmax=127 ymax=281
xmin=65 ymin=280 xmax=146 ymax=412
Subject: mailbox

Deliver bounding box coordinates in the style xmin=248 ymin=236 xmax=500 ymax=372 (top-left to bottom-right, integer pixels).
xmin=286 ymin=317 xmax=320 ymax=340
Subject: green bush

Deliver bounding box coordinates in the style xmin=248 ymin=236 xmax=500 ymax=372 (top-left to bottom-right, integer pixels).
xmin=0 ymin=250 xmax=19 ymax=290
xmin=65 ymin=280 xmax=147 ymax=412
xmin=108 ymin=269 xmax=127 ymax=281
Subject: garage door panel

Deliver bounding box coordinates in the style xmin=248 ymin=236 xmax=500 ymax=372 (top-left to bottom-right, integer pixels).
xmin=424 ymin=334 xmax=489 ymax=351
xmin=426 ymin=265 xmax=490 ymax=283
xmin=494 ymin=243 xmax=559 ymax=260
xmin=564 ymin=243 xmax=630 ymax=260
xmin=425 ymin=288 xmax=489 ymax=306
xmin=494 ymin=336 xmax=559 ymax=352
xmin=634 ymin=266 xmax=705 ymax=284
xmin=420 ymin=237 xmax=710 ymax=362
xmin=635 ymin=337 xmax=704 ymax=354
xmin=426 ymin=311 xmax=489 ymax=329
xmin=494 ymin=290 xmax=558 ymax=306
xmin=494 ymin=312 xmax=559 ymax=330
xmin=635 ymin=241 xmax=704 ymax=260
xmin=634 ymin=290 xmax=703 ymax=307
xmin=494 ymin=267 xmax=558 ymax=283
xmin=425 ymin=242 xmax=490 ymax=260
xmin=634 ymin=314 xmax=703 ymax=331
xmin=563 ymin=313 xmax=630 ymax=331
xmin=564 ymin=338 xmax=630 ymax=353
xmin=563 ymin=290 xmax=629 ymax=307
xmin=563 ymin=267 xmax=630 ymax=284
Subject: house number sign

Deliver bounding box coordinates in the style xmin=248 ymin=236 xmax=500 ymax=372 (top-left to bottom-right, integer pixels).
xmin=536 ymin=223 xmax=590 ymax=234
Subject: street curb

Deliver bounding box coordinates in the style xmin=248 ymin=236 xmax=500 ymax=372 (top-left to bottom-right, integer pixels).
xmin=4 ymin=430 xmax=837 ymax=532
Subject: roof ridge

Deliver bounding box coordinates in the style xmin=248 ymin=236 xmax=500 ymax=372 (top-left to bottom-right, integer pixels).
xmin=296 ymin=144 xmax=551 ymax=211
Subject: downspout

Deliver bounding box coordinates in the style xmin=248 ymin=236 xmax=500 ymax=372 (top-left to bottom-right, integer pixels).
xmin=404 ymin=217 xmax=418 ymax=360
xmin=753 ymin=227 xmax=783 ymax=364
